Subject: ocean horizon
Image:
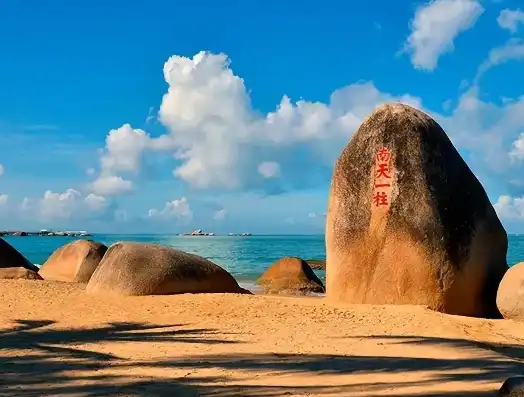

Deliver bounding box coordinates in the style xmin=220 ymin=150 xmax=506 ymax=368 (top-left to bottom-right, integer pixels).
xmin=4 ymin=234 xmax=523 ymax=289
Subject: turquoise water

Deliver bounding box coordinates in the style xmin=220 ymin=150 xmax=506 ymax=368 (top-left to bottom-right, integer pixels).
xmin=4 ymin=234 xmax=524 ymax=284
xmin=4 ymin=234 xmax=326 ymax=283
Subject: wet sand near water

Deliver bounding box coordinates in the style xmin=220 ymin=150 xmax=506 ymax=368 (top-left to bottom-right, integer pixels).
xmin=1 ymin=279 xmax=524 ymax=396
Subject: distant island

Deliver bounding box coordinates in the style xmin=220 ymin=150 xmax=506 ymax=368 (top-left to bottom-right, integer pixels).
xmin=178 ymin=229 xmax=252 ymax=237
xmin=0 ymin=229 xmax=91 ymax=237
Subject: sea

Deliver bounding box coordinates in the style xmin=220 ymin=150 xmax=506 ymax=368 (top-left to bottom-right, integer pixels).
xmin=4 ymin=234 xmax=524 ymax=290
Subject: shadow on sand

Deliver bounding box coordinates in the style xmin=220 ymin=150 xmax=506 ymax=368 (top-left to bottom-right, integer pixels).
xmin=1 ymin=320 xmax=523 ymax=396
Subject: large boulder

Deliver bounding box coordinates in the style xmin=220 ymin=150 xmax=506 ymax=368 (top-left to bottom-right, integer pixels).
xmin=496 ymin=263 xmax=524 ymax=321
xmin=326 ymin=103 xmax=508 ymax=318
xmin=257 ymin=257 xmax=325 ymax=295
xmin=86 ymin=242 xmax=250 ymax=296
xmin=0 ymin=238 xmax=38 ymax=271
xmin=38 ymin=240 xmax=107 ymax=283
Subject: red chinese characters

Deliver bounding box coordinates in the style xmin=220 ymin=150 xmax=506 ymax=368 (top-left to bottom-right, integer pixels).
xmin=372 ymin=146 xmax=392 ymax=207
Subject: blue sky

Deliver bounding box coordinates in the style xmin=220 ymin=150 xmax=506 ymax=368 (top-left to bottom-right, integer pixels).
xmin=1 ymin=0 xmax=524 ymax=234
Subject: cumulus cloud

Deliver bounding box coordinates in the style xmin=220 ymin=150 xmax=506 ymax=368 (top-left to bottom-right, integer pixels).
xmin=90 ymin=175 xmax=133 ymax=196
xmin=20 ymin=189 xmax=108 ymax=221
xmin=100 ymin=124 xmax=150 ymax=174
xmin=88 ymin=124 xmax=152 ymax=196
xmin=213 ymin=209 xmax=227 ymax=221
xmin=148 ymin=197 xmax=193 ymax=221
xmin=498 ymin=9 xmax=524 ymax=33
xmin=402 ymin=0 xmax=484 ymax=71
xmin=110 ymin=51 xmax=420 ymax=192
xmin=494 ymin=195 xmax=524 ymax=220
xmin=88 ymin=50 xmax=524 ymax=203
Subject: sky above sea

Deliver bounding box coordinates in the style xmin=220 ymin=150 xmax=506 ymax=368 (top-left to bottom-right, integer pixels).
xmin=1 ymin=0 xmax=524 ymax=234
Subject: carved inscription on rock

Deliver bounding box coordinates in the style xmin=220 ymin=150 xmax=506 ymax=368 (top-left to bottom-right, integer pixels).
xmin=371 ymin=146 xmax=394 ymax=210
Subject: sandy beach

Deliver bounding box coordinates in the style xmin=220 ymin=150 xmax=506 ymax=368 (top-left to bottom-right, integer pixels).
xmin=1 ymin=279 xmax=524 ymax=397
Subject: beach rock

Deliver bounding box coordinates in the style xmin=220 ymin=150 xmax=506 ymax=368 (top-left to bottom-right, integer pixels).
xmin=306 ymin=259 xmax=326 ymax=270
xmin=86 ymin=242 xmax=250 ymax=296
xmin=499 ymin=376 xmax=524 ymax=396
xmin=38 ymin=240 xmax=108 ymax=283
xmin=326 ymin=103 xmax=508 ymax=318
xmin=496 ymin=263 xmax=524 ymax=321
xmin=257 ymin=257 xmax=325 ymax=295
xmin=0 ymin=267 xmax=43 ymax=280
xmin=0 ymin=238 xmax=38 ymax=271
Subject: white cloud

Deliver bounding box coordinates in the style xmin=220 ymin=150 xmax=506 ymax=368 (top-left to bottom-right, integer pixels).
xmin=148 ymin=197 xmax=193 ymax=221
xmin=100 ymin=124 xmax=150 ymax=174
xmin=258 ymin=162 xmax=281 ymax=179
xmin=20 ymin=189 xmax=108 ymax=221
xmin=509 ymin=133 xmax=524 ymax=162
xmin=89 ymin=175 xmax=133 ymax=196
xmin=494 ymin=195 xmax=524 ymax=220
xmin=213 ymin=209 xmax=227 ymax=220
xmin=150 ymin=52 xmax=421 ymax=190
xmin=498 ymin=9 xmax=524 ymax=33
xmin=436 ymin=87 xmax=524 ymax=175
xmin=89 ymin=124 xmax=150 ymax=196
xmin=0 ymin=163 xmax=4 ymax=177
xmin=89 ymin=50 xmax=524 ymax=203
xmin=402 ymin=0 xmax=484 ymax=71
xmin=95 ymin=52 xmax=421 ymax=192
xmin=476 ymin=38 xmax=524 ymax=82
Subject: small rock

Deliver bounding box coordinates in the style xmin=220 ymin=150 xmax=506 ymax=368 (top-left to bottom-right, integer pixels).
xmin=497 ymin=263 xmax=524 ymax=321
xmin=0 ymin=267 xmax=43 ymax=280
xmin=257 ymin=257 xmax=325 ymax=295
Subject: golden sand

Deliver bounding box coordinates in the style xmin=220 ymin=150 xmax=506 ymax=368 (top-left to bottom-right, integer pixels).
xmin=1 ymin=279 xmax=524 ymax=396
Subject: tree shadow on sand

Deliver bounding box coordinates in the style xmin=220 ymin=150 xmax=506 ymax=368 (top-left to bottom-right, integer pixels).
xmin=1 ymin=321 xmax=524 ymax=396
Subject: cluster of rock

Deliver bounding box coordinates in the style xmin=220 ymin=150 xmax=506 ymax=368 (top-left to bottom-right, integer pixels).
xmin=2 ymin=103 xmax=524 ymax=322
xmin=0 ymin=239 xmax=250 ymax=296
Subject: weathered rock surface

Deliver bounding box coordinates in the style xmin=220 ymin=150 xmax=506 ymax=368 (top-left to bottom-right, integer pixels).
xmin=0 ymin=238 xmax=38 ymax=271
xmin=497 ymin=262 xmax=524 ymax=321
xmin=0 ymin=267 xmax=42 ymax=280
xmin=326 ymin=103 xmax=508 ymax=318
xmin=38 ymin=240 xmax=107 ymax=283
xmin=257 ymin=257 xmax=325 ymax=295
xmin=86 ymin=242 xmax=250 ymax=296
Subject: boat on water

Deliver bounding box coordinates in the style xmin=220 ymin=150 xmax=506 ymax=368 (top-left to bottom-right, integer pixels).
xmin=180 ymin=229 xmax=215 ymax=236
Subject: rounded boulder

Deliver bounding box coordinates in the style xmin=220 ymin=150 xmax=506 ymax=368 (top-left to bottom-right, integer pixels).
xmin=257 ymin=257 xmax=325 ymax=295
xmin=326 ymin=103 xmax=508 ymax=318
xmin=38 ymin=240 xmax=108 ymax=283
xmin=497 ymin=263 xmax=524 ymax=321
xmin=86 ymin=242 xmax=250 ymax=296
